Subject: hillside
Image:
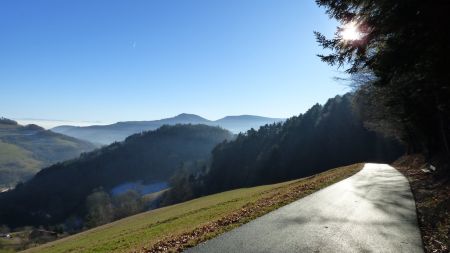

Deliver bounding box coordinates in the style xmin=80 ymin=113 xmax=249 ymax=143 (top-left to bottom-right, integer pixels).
xmin=160 ymin=94 xmax=404 ymax=205
xmin=20 ymin=164 xmax=363 ymax=253
xmin=0 ymin=118 xmax=97 ymax=188
xmin=51 ymin=114 xmax=283 ymax=144
xmin=0 ymin=124 xmax=233 ymax=228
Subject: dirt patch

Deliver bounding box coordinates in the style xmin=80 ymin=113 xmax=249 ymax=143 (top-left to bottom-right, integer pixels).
xmin=136 ymin=163 xmax=363 ymax=253
xmin=393 ymin=154 xmax=450 ymax=253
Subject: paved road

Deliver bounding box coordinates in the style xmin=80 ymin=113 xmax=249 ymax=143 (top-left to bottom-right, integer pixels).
xmin=185 ymin=163 xmax=423 ymax=253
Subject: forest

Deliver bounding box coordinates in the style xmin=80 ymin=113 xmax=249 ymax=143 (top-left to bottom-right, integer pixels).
xmin=314 ymin=0 xmax=450 ymax=171
xmin=0 ymin=124 xmax=232 ymax=229
xmin=0 ymin=94 xmax=403 ymax=233
xmin=161 ymin=94 xmax=403 ymax=205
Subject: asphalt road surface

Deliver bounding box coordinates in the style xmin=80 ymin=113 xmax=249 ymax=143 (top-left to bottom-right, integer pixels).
xmin=185 ymin=163 xmax=423 ymax=253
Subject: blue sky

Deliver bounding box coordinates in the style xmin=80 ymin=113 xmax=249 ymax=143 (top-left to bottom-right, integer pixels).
xmin=0 ymin=0 xmax=346 ymax=126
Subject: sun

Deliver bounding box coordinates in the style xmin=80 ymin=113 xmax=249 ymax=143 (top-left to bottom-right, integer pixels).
xmin=340 ymin=22 xmax=361 ymax=41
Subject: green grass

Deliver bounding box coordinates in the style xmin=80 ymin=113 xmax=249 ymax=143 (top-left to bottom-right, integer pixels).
xmin=0 ymin=141 xmax=42 ymax=169
xmin=0 ymin=140 xmax=43 ymax=187
xmin=0 ymin=123 xmax=96 ymax=187
xmin=0 ymin=231 xmax=31 ymax=253
xmin=26 ymin=185 xmax=287 ymax=253
xmin=23 ymin=163 xmax=363 ymax=253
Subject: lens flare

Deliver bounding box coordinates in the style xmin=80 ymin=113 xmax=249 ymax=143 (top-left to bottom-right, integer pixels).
xmin=341 ymin=22 xmax=361 ymax=41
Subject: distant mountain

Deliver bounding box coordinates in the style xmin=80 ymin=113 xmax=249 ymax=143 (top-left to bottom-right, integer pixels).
xmin=0 ymin=124 xmax=233 ymax=228
xmin=51 ymin=114 xmax=283 ymax=145
xmin=0 ymin=118 xmax=97 ymax=188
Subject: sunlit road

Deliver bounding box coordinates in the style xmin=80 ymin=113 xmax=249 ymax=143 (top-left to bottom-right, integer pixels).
xmin=185 ymin=163 xmax=423 ymax=253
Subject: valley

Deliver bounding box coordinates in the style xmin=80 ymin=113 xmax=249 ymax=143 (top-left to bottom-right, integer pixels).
xmin=2 ymin=1 xmax=449 ymax=252
xmin=0 ymin=94 xmax=405 ymax=252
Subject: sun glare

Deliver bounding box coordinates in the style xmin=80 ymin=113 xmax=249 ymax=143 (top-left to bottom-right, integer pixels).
xmin=341 ymin=22 xmax=361 ymax=41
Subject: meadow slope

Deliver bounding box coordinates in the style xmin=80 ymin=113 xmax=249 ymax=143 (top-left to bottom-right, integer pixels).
xmin=24 ymin=163 xmax=363 ymax=253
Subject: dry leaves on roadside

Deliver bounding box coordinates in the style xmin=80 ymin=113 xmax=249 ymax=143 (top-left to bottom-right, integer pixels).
xmin=137 ymin=165 xmax=361 ymax=253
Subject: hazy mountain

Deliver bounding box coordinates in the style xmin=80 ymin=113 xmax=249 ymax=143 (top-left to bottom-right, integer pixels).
xmin=0 ymin=124 xmax=233 ymax=228
xmin=0 ymin=118 xmax=97 ymax=188
xmin=51 ymin=114 xmax=283 ymax=145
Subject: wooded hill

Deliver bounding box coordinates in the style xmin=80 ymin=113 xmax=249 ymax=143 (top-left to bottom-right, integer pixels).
xmin=162 ymin=94 xmax=403 ymax=204
xmin=0 ymin=124 xmax=233 ymax=228
xmin=0 ymin=94 xmax=403 ymax=231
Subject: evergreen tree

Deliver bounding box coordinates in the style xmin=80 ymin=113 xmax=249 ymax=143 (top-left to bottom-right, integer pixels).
xmin=314 ymin=0 xmax=450 ymax=160
xmin=162 ymin=94 xmax=403 ymax=200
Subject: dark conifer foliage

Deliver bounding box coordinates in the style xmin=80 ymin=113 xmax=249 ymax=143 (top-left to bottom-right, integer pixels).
xmin=162 ymin=94 xmax=403 ymax=203
xmin=314 ymin=0 xmax=450 ymax=160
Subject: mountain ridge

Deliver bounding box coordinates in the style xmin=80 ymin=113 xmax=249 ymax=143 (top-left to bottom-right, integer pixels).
xmin=52 ymin=114 xmax=284 ymax=144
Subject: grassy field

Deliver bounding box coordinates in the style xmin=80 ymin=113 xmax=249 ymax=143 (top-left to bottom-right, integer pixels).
xmin=0 ymin=231 xmax=32 ymax=253
xmin=0 ymin=122 xmax=96 ymax=187
xmin=23 ymin=163 xmax=363 ymax=253
xmin=0 ymin=140 xmax=43 ymax=187
xmin=0 ymin=140 xmax=42 ymax=170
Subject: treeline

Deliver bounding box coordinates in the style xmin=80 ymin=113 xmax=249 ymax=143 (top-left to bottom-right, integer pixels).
xmin=0 ymin=124 xmax=233 ymax=229
xmin=0 ymin=117 xmax=17 ymax=125
xmin=315 ymin=0 xmax=450 ymax=174
xmin=161 ymin=94 xmax=403 ymax=204
xmin=83 ymin=189 xmax=144 ymax=229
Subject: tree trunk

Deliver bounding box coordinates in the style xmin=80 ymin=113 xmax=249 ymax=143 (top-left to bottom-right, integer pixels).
xmin=438 ymin=112 xmax=450 ymax=155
